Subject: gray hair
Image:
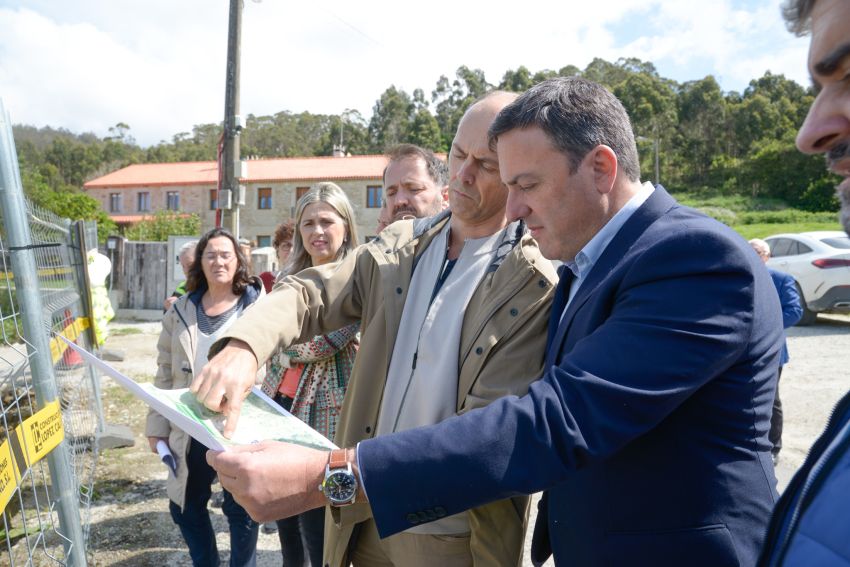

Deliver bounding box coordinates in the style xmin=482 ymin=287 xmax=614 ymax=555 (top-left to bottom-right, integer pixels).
xmin=488 ymin=77 xmax=641 ymax=182
xmin=178 ymin=240 xmax=198 ymax=259
xmin=781 ymin=0 xmax=817 ymax=36
xmin=748 ymin=238 xmax=771 ymax=258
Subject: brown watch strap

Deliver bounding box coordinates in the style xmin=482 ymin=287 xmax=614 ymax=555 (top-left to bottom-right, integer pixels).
xmin=328 ymin=448 xmax=348 ymax=469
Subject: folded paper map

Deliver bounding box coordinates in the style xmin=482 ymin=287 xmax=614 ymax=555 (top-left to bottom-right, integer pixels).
xmin=156 ymin=439 xmax=177 ymax=474
xmin=58 ymin=336 xmax=337 ymax=452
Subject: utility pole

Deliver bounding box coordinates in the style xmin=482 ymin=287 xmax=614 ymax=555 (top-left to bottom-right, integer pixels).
xmin=654 ymin=136 xmax=660 ymax=186
xmin=221 ymin=0 xmax=242 ymax=237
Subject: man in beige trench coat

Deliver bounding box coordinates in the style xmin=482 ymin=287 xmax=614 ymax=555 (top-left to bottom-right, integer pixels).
xmin=194 ymin=91 xmax=557 ymax=567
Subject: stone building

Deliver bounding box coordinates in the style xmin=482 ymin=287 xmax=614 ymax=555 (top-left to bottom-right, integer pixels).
xmin=83 ymin=155 xmax=388 ymax=244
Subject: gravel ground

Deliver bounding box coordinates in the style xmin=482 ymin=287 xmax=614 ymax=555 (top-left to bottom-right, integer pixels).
xmin=59 ymin=315 xmax=850 ymax=565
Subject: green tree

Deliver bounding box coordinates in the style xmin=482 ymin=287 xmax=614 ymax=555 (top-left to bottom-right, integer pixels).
xmin=43 ymin=137 xmax=102 ymax=186
xmin=407 ymin=108 xmax=444 ymax=151
xmin=557 ymin=64 xmax=581 ymax=77
xmin=499 ymin=66 xmax=535 ymax=92
xmin=316 ymin=110 xmax=371 ymax=156
xmin=432 ymin=66 xmax=491 ymax=147
xmin=614 ymin=72 xmax=677 ymax=182
xmin=676 ymin=76 xmax=727 ymax=183
xmin=368 ymin=86 xmax=414 ymax=152
xmin=738 ymin=132 xmax=838 ymax=209
xmin=22 ymin=168 xmax=117 ymax=240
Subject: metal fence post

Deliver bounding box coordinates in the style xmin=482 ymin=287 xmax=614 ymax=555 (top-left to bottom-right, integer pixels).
xmin=0 ymin=100 xmax=87 ymax=565
xmin=72 ymin=221 xmax=105 ymax=436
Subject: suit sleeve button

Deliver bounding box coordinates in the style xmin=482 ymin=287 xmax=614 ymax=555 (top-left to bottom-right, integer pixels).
xmin=510 ymin=308 xmax=518 ymax=316
xmin=475 ymin=347 xmax=483 ymax=355
xmin=406 ymin=513 xmax=420 ymax=525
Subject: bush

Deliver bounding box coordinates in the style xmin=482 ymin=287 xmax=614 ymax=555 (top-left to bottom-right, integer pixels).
xmin=673 ymin=188 xmax=786 ymax=213
xmin=696 ymin=206 xmax=737 ymax=225
xmin=124 ymin=211 xmax=200 ymax=241
xmin=0 ymin=286 xmax=21 ymax=343
xmin=737 ymin=209 xmax=838 ymax=225
xmin=798 ymin=177 xmax=841 ymax=212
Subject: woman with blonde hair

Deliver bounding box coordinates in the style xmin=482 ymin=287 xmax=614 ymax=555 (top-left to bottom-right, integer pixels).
xmin=262 ymin=182 xmax=360 ymax=567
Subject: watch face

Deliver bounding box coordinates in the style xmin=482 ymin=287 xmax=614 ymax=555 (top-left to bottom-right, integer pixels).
xmin=324 ymin=470 xmax=357 ymax=505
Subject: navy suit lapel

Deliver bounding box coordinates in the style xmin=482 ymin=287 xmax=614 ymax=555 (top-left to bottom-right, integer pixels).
xmin=546 ymin=185 xmax=676 ymax=362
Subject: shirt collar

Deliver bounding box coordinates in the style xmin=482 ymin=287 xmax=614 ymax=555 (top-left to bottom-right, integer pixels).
xmin=564 ymin=181 xmax=655 ymax=279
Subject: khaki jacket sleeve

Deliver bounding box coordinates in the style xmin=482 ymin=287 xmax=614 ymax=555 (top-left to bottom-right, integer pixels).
xmin=145 ymin=310 xmax=176 ymax=438
xmin=463 ymin=243 xmax=555 ymax=566
xmin=211 ymin=250 xmax=365 ymax=366
xmin=469 ymin=496 xmax=531 ymax=567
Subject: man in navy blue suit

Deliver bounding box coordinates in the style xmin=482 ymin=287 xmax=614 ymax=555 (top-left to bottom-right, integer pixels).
xmin=207 ymin=78 xmax=783 ymax=567
xmin=758 ymin=2 xmax=850 ymax=564
xmin=749 ymin=238 xmax=803 ymax=464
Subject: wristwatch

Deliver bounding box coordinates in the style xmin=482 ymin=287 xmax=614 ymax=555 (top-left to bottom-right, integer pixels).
xmin=319 ymin=449 xmax=358 ymax=506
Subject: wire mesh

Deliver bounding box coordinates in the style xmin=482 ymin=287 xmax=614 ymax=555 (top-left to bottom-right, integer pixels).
xmin=0 ymin=201 xmax=99 ymax=565
xmin=0 ymin=214 xmax=68 ymax=564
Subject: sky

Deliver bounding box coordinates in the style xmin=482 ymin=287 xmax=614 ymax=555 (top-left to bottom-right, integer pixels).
xmin=0 ymin=0 xmax=811 ymax=148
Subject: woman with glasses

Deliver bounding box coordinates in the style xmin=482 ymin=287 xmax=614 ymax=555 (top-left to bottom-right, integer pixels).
xmin=146 ymin=227 xmax=264 ymax=567
xmin=262 ymin=182 xmax=360 ymax=567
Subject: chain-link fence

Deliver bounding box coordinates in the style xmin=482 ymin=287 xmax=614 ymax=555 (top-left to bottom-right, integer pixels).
xmin=1 ymin=100 xmax=102 ymax=566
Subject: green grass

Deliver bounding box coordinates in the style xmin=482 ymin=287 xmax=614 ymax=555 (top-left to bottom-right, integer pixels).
xmin=668 ymin=189 xmax=843 ymax=240
xmin=730 ymin=221 xmax=843 ymax=240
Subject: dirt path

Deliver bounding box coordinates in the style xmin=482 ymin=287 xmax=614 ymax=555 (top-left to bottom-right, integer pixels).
xmin=81 ymin=315 xmax=850 ymax=566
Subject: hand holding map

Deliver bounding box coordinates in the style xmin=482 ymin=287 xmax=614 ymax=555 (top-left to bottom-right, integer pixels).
xmin=58 ymin=336 xmax=336 ymax=452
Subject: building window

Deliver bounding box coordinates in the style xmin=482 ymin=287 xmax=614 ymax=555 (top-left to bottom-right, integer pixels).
xmin=109 ymin=193 xmax=122 ymax=213
xmin=366 ymin=185 xmax=382 ymax=208
xmin=296 ymin=186 xmax=310 ymax=202
xmin=256 ymin=235 xmax=271 ymax=248
xmin=258 ymin=187 xmax=272 ymax=209
xmin=137 ymin=192 xmax=150 ymax=212
xmin=166 ymin=191 xmax=180 ymax=211
xmin=210 ymin=189 xmax=218 ymax=210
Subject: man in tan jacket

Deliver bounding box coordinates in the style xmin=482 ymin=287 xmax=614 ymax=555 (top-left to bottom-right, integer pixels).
xmin=193 ymin=92 xmax=557 ymax=567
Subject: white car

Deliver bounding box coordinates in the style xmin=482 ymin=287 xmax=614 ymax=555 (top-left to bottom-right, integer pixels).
xmin=765 ymin=231 xmax=850 ymax=325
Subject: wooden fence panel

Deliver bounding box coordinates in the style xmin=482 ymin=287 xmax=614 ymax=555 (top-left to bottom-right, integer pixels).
xmin=122 ymin=242 xmax=167 ymax=310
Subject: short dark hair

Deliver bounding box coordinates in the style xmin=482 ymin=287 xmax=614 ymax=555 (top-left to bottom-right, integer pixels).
xmin=782 ymin=0 xmax=817 ymax=36
xmin=272 ymin=220 xmax=295 ymax=249
xmin=488 ymin=77 xmax=641 ymax=182
xmin=186 ymin=227 xmax=253 ymax=295
xmin=382 ymin=144 xmax=448 ymax=188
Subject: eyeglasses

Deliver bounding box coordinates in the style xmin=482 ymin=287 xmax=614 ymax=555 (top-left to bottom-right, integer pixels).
xmin=203 ymin=252 xmax=234 ymax=262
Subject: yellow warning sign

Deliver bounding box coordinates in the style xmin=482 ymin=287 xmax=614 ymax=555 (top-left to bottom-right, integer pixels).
xmin=49 ymin=318 xmax=90 ymax=363
xmin=15 ymin=400 xmax=64 ymax=469
xmin=0 ymin=439 xmax=19 ymax=514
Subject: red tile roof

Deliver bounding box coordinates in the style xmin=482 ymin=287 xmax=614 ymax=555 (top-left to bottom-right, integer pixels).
xmin=109 ymin=213 xmax=192 ymax=223
xmin=84 ymin=155 xmax=390 ymax=189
